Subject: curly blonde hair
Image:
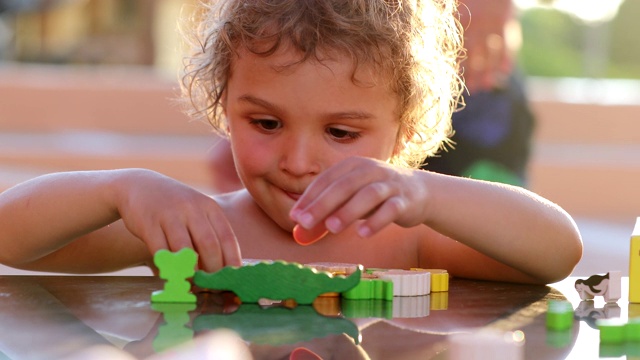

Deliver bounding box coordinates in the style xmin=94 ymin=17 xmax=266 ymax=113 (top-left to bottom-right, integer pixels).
xmin=181 ymin=0 xmax=463 ymax=168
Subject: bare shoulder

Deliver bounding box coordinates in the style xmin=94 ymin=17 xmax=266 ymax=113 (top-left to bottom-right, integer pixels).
xmin=212 ymin=190 xmax=267 ymax=224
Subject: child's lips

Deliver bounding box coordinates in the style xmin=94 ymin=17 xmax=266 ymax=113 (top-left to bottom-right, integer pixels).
xmin=284 ymin=190 xmax=302 ymax=201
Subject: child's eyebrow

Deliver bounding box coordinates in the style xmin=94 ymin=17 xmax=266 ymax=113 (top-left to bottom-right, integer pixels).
xmin=238 ymin=95 xmax=283 ymax=113
xmin=238 ymin=94 xmax=375 ymax=121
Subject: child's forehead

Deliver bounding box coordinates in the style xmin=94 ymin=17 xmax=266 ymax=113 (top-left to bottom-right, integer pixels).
xmin=231 ymin=44 xmax=392 ymax=88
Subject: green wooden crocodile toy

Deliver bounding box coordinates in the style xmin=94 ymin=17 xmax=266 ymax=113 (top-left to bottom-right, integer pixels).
xmin=194 ymin=260 xmax=362 ymax=304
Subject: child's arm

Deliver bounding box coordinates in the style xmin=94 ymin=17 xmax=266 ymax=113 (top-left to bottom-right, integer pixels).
xmin=290 ymin=157 xmax=583 ymax=284
xmin=0 ymin=169 xmax=241 ymax=273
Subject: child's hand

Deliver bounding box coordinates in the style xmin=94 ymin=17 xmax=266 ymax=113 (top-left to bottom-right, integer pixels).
xmin=113 ymin=169 xmax=242 ymax=272
xmin=290 ymin=157 xmax=429 ymax=242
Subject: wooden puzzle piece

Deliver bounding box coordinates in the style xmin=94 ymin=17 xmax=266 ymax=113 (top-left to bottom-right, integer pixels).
xmin=412 ymin=268 xmax=449 ymax=292
xmin=597 ymin=317 xmax=640 ymax=358
xmin=152 ymin=248 xmax=198 ymax=303
xmin=598 ymin=317 xmax=634 ymax=344
xmin=305 ymin=262 xmax=360 ymax=276
xmin=341 ymin=278 xmax=393 ymax=300
xmin=305 ymin=263 xmax=361 ymax=297
xmin=292 ymin=223 xmax=329 ymax=246
xmin=574 ymin=271 xmax=622 ymax=303
xmin=546 ymin=300 xmax=574 ymax=331
xmin=290 ymin=347 xmax=323 ymax=360
xmin=193 ymin=261 xmax=362 ymax=304
xmin=372 ymin=269 xmax=431 ymax=296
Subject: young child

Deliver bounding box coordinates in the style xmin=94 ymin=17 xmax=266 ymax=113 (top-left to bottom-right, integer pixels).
xmin=0 ymin=0 xmax=582 ymax=284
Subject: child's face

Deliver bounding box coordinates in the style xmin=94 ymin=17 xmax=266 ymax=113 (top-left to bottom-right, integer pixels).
xmin=224 ymin=47 xmax=400 ymax=231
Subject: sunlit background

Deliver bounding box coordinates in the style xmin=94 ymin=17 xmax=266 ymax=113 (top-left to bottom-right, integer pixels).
xmin=0 ymin=0 xmax=637 ymax=276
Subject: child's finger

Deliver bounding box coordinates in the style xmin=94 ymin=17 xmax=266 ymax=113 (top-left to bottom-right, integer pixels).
xmin=292 ymin=164 xmax=371 ymax=228
xmin=142 ymin=225 xmax=171 ymax=256
xmin=322 ymin=182 xmax=392 ymax=234
xmin=187 ymin=219 xmax=224 ymax=272
xmin=356 ymin=196 xmax=408 ymax=238
xmin=209 ymin=212 xmax=242 ymax=267
xmin=161 ymin=218 xmax=196 ymax=252
xmin=291 ymin=158 xmax=360 ymax=213
xmin=292 ymin=223 xmax=329 ymax=246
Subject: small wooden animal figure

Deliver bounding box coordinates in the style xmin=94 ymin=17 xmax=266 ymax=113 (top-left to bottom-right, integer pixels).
xmin=194 ymin=261 xmax=362 ymax=305
xmin=574 ymin=271 xmax=622 ymax=303
xmin=152 ymin=248 xmax=198 ymax=303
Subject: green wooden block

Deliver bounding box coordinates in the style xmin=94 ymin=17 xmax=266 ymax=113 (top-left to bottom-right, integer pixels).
xmin=625 ymin=318 xmax=640 ymax=342
xmin=365 ymin=268 xmax=389 ymax=275
xmin=342 ymin=278 xmax=393 ymax=300
xmin=597 ymin=318 xmax=627 ymax=344
xmin=546 ymin=300 xmax=573 ymax=330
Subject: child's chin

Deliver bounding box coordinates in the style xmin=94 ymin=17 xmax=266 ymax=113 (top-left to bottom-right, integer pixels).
xmin=270 ymin=214 xmax=296 ymax=233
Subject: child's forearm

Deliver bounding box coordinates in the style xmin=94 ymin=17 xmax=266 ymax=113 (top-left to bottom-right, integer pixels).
xmin=0 ymin=170 xmax=127 ymax=268
xmin=422 ymin=171 xmax=583 ymax=284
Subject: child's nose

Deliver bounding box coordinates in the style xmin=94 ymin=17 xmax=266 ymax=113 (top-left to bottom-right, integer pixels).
xmin=279 ymin=136 xmax=321 ymax=177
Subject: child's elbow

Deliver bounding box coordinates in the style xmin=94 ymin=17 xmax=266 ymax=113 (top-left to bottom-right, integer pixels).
xmin=0 ymin=239 xmax=39 ymax=271
xmin=0 ymin=250 xmax=29 ymax=270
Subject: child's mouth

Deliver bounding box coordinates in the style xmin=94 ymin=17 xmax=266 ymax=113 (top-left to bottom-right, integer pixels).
xmin=284 ymin=190 xmax=301 ymax=201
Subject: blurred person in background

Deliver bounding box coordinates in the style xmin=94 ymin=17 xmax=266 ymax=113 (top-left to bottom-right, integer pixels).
xmin=205 ymin=0 xmax=536 ymax=193
xmin=423 ymin=0 xmax=535 ymax=187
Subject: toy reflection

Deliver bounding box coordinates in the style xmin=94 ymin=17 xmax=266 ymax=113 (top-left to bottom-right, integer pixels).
xmin=148 ymin=291 xmax=367 ymax=359
xmin=573 ymin=301 xmax=622 ymax=330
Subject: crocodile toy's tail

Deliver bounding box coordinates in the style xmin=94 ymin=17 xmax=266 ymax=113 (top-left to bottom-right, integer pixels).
xmin=333 ymin=265 xmax=362 ymax=293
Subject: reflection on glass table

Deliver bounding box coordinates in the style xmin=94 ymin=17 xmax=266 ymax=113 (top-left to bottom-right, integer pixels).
xmin=0 ymin=275 xmax=633 ymax=359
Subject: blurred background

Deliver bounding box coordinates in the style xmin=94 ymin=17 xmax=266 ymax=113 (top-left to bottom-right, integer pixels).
xmin=0 ymin=0 xmax=637 ymax=276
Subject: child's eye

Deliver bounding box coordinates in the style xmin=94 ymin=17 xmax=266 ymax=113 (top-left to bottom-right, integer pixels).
xmin=250 ymin=119 xmax=281 ymax=132
xmin=327 ymin=127 xmax=361 ymax=141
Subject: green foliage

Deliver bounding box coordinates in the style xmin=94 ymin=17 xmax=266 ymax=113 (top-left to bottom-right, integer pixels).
xmin=518 ymin=8 xmax=584 ymax=78
xmin=608 ymin=0 xmax=640 ymax=78
xmin=518 ymin=5 xmax=640 ymax=79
